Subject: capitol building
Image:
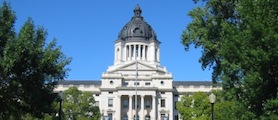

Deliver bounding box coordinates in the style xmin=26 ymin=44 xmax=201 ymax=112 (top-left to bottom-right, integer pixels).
xmin=55 ymin=5 xmax=219 ymax=120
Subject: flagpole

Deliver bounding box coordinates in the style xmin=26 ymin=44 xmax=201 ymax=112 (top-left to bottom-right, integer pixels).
xmin=135 ymin=49 xmax=138 ymax=120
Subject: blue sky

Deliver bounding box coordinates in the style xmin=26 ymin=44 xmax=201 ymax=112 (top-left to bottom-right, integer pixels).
xmin=3 ymin=0 xmax=212 ymax=81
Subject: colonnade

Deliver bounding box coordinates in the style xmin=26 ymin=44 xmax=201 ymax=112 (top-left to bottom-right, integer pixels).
xmin=126 ymin=44 xmax=148 ymax=61
xmin=116 ymin=95 xmax=156 ymax=120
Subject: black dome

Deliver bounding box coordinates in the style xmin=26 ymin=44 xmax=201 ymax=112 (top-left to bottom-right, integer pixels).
xmin=118 ymin=5 xmax=157 ymax=41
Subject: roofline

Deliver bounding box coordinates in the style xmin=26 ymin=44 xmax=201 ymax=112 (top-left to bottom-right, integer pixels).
xmin=57 ymin=80 xmax=212 ymax=86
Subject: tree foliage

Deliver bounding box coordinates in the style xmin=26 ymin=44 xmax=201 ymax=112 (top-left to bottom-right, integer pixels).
xmin=0 ymin=1 xmax=71 ymax=119
xmin=62 ymin=86 xmax=100 ymax=120
xmin=182 ymin=0 xmax=278 ymax=118
xmin=177 ymin=91 xmax=254 ymax=120
xmin=176 ymin=92 xmax=210 ymax=120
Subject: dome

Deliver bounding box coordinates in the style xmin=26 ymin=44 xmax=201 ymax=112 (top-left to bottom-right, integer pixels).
xmin=118 ymin=5 xmax=157 ymax=41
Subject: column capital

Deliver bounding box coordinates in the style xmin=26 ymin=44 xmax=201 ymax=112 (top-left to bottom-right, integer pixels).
xmin=129 ymin=95 xmax=133 ymax=98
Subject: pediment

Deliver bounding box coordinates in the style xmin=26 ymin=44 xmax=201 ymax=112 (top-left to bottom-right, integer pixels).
xmin=121 ymin=62 xmax=155 ymax=71
xmin=106 ymin=61 xmax=167 ymax=73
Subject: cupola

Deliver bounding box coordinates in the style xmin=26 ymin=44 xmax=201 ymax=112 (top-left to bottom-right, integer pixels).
xmin=114 ymin=5 xmax=161 ymax=65
xmin=118 ymin=4 xmax=158 ymax=41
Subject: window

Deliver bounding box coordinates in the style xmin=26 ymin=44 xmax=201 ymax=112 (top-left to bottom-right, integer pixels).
xmin=124 ymin=82 xmax=129 ymax=86
xmin=146 ymin=99 xmax=151 ymax=108
xmin=161 ymin=114 xmax=166 ymax=120
xmin=117 ymin=48 xmax=120 ymax=60
xmin=161 ymin=92 xmax=165 ymax=94
xmin=160 ymin=81 xmax=164 ymax=85
xmin=108 ymin=113 xmax=113 ymax=120
xmin=161 ymin=99 xmax=165 ymax=107
xmin=109 ymin=91 xmax=113 ymax=94
xmin=134 ymin=82 xmax=139 ymax=86
xmin=122 ymin=115 xmax=128 ymax=120
xmin=134 ymin=99 xmax=140 ymax=108
xmin=145 ymin=82 xmax=151 ymax=86
xmin=108 ymin=99 xmax=113 ymax=107
xmin=123 ymin=99 xmax=128 ymax=108
xmin=95 ymin=94 xmax=99 ymax=96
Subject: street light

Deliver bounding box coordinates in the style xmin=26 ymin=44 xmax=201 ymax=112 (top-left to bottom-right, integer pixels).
xmin=58 ymin=91 xmax=63 ymax=120
xmin=209 ymin=93 xmax=216 ymax=120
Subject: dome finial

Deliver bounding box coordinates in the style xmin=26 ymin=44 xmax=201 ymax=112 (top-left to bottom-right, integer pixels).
xmin=134 ymin=4 xmax=142 ymax=17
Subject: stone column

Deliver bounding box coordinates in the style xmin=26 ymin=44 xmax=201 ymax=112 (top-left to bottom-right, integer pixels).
xmin=133 ymin=44 xmax=136 ymax=60
xmin=129 ymin=95 xmax=133 ymax=120
xmin=138 ymin=44 xmax=141 ymax=60
xmin=157 ymin=48 xmax=160 ymax=62
xmin=118 ymin=95 xmax=122 ymax=120
xmin=129 ymin=45 xmax=132 ymax=61
xmin=142 ymin=45 xmax=145 ymax=61
xmin=152 ymin=95 xmax=156 ymax=120
xmin=140 ymin=95 xmax=145 ymax=120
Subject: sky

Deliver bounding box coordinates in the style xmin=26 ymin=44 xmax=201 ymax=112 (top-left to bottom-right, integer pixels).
xmin=3 ymin=0 xmax=212 ymax=81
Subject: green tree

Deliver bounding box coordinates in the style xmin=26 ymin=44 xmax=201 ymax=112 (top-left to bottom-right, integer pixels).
xmin=0 ymin=1 xmax=16 ymax=118
xmin=176 ymin=91 xmax=252 ymax=120
xmin=176 ymin=92 xmax=210 ymax=120
xmin=0 ymin=2 xmax=71 ymax=119
xmin=0 ymin=1 xmax=15 ymax=56
xmin=182 ymin=0 xmax=278 ymax=118
xmin=62 ymin=86 xmax=100 ymax=120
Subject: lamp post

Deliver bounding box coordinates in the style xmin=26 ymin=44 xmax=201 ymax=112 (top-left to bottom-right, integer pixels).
xmin=209 ymin=93 xmax=216 ymax=120
xmin=58 ymin=91 xmax=63 ymax=120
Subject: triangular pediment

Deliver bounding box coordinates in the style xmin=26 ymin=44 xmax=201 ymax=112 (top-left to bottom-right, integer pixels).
xmin=105 ymin=61 xmax=168 ymax=74
xmin=121 ymin=62 xmax=155 ymax=71
xmin=106 ymin=61 xmax=162 ymax=73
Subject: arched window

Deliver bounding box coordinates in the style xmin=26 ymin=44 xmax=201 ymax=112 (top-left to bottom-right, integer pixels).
xmin=117 ymin=48 xmax=120 ymax=60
